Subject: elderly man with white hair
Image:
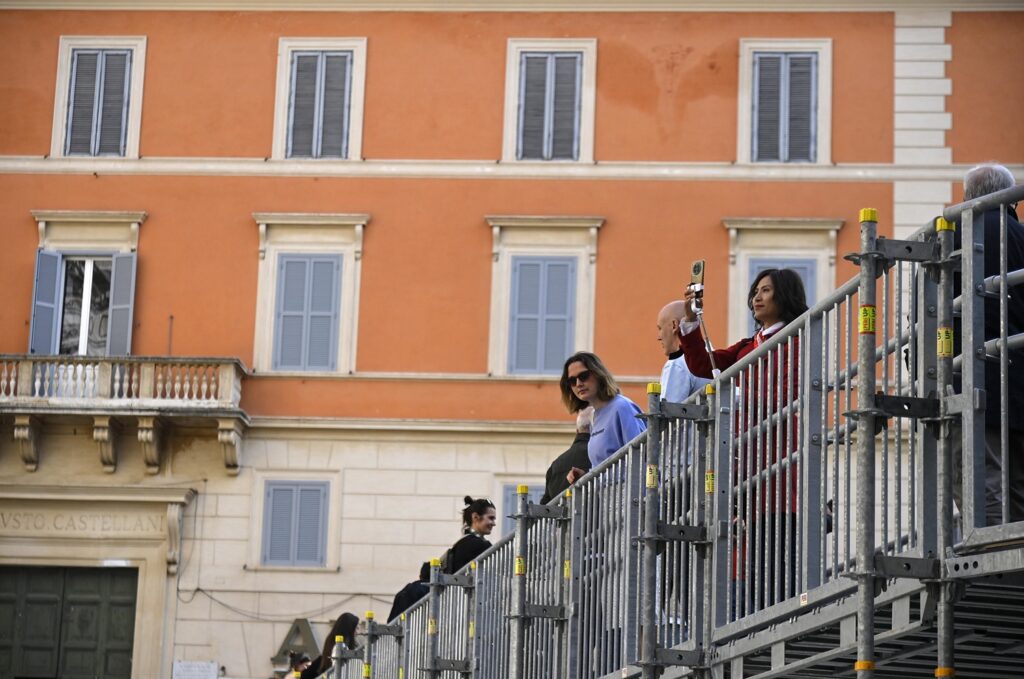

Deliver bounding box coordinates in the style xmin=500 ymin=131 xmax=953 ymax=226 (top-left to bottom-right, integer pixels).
xmin=953 ymin=163 xmax=1024 ymax=525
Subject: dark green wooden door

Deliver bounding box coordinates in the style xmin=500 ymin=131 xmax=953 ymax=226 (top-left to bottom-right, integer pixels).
xmin=0 ymin=566 xmax=137 ymax=679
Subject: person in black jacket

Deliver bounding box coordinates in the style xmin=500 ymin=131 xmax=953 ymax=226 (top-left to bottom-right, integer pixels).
xmin=299 ymin=612 xmax=359 ymax=679
xmin=540 ymin=407 xmax=593 ymax=504
xmin=952 ymin=163 xmax=1024 ymax=525
xmin=387 ymin=562 xmax=430 ymax=622
xmin=444 ymin=496 xmax=495 ymax=574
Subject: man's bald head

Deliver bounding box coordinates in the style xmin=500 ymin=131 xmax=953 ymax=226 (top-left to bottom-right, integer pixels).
xmin=657 ymin=301 xmax=687 ymax=356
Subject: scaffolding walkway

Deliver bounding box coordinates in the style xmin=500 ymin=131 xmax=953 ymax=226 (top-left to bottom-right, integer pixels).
xmin=317 ymin=186 xmax=1024 ymax=678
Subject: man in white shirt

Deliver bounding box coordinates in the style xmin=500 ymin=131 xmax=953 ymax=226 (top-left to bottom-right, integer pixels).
xmin=656 ymin=300 xmax=712 ymax=402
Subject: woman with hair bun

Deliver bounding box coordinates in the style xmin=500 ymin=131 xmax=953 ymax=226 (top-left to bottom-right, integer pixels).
xmin=444 ymin=496 xmax=496 ymax=574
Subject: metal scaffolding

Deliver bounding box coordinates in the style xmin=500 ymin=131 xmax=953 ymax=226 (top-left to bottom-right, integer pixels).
xmin=319 ymin=185 xmax=1024 ymax=678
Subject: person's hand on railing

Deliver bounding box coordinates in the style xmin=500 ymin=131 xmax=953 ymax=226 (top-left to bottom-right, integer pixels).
xmin=567 ymin=466 xmax=586 ymax=484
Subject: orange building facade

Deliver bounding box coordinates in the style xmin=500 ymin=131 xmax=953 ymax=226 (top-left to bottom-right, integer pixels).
xmin=0 ymin=1 xmax=1022 ymax=677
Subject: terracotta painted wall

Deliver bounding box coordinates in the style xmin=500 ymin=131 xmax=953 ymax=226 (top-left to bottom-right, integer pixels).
xmin=0 ymin=10 xmax=892 ymax=162
xmin=947 ymin=12 xmax=1024 ymax=165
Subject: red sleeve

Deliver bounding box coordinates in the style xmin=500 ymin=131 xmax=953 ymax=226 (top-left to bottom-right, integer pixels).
xmin=677 ymin=327 xmax=751 ymax=378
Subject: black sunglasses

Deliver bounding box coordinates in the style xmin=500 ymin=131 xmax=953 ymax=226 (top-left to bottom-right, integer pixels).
xmin=568 ymin=370 xmax=592 ymax=386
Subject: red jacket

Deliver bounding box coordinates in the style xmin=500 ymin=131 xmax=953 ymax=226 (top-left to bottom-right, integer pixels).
xmin=677 ymin=326 xmax=800 ymax=515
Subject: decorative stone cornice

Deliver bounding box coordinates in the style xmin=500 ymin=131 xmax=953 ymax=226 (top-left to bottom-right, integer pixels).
xmin=218 ymin=418 xmax=245 ymax=475
xmin=137 ymin=416 xmax=165 ymax=475
xmin=92 ymin=416 xmax=121 ymax=473
xmin=31 ymin=209 xmax=147 ymax=251
xmin=13 ymin=415 xmax=40 ymax=472
xmin=252 ymin=212 xmax=370 ymax=260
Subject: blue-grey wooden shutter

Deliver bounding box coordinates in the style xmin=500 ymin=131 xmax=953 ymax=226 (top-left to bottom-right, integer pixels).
xmin=753 ymin=52 xmax=816 ymax=163
xmin=66 ymin=49 xmax=130 ymax=156
xmin=753 ymin=53 xmax=782 ymax=162
xmin=306 ymin=256 xmax=341 ymax=370
xmin=105 ymin=252 xmax=137 ymax=356
xmin=320 ymin=52 xmax=351 ymax=158
xmin=550 ymin=54 xmax=581 ymax=160
xmin=96 ymin=51 xmax=130 ymax=156
xmin=66 ymin=51 xmax=100 ymax=155
xmin=509 ymin=256 xmax=576 ymax=374
xmin=262 ymin=481 xmax=329 ymax=566
xmin=518 ymin=54 xmax=548 ymax=160
xmin=786 ymin=54 xmax=816 ymax=162
xmin=29 ymin=250 xmax=63 ymax=355
xmin=295 ymin=484 xmax=328 ymax=565
xmin=747 ymin=257 xmax=817 ymax=335
xmin=288 ymin=53 xmax=320 ymax=158
xmin=263 ymin=484 xmax=296 ymax=564
xmin=273 ymin=254 xmax=341 ymax=371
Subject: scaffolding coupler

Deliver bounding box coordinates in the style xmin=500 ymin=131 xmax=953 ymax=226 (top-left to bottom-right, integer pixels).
xmin=874 ymin=553 xmax=940 ymax=580
xmin=422 ymin=658 xmax=472 ymax=673
xmin=657 ymin=400 xmax=711 ymax=421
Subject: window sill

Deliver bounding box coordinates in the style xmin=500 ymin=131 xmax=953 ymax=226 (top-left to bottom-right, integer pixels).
xmin=243 ymin=564 xmax=339 ymax=573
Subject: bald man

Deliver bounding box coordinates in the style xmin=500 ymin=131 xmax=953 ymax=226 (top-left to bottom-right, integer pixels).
xmin=657 ymin=300 xmax=711 ymax=402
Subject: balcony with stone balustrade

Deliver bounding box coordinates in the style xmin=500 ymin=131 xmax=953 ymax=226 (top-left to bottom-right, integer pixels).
xmin=0 ymin=355 xmax=248 ymax=475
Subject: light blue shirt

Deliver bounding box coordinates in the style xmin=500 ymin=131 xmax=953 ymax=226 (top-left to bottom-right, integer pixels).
xmin=661 ymin=355 xmax=713 ymax=403
xmin=588 ymin=394 xmax=647 ymax=467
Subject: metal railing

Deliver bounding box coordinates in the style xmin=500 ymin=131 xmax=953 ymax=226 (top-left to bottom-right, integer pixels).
xmin=317 ymin=190 xmax=1024 ymax=678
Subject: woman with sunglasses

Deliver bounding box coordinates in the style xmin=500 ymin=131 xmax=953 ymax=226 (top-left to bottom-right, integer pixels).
xmin=559 ymin=352 xmax=646 ymax=482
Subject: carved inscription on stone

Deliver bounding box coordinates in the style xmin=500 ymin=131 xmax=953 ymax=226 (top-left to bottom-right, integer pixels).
xmin=0 ymin=510 xmax=164 ymax=537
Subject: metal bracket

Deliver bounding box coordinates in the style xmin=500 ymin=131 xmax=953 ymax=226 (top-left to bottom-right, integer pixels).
xmin=653 ymin=648 xmax=703 ymax=667
xmin=370 ymin=623 xmax=404 ymax=638
xmin=874 ymin=554 xmax=940 ymax=580
xmin=874 ymin=394 xmax=940 ymax=420
xmin=944 ymin=389 xmax=985 ymax=415
xmin=337 ymin=648 xmax=362 ymax=660
xmin=876 ymin=237 xmax=940 ymax=263
xmin=426 ymin=659 xmax=472 ymax=672
xmin=654 ymin=521 xmax=707 ymax=544
xmin=440 ymin=572 xmax=475 ymax=588
xmin=658 ymin=401 xmax=711 ymax=421
xmin=526 ymin=504 xmax=569 ymax=521
xmin=525 ymin=603 xmax=566 ymax=620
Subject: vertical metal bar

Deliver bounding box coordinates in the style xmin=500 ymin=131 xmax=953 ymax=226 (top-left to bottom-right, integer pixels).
xmin=936 ymin=213 xmax=957 ymax=678
xmin=961 ymin=207 xmax=987 ymax=532
xmin=641 ymin=384 xmax=663 ymax=679
xmin=916 ymin=237 xmax=938 ymax=559
xmin=854 ymin=208 xmax=879 ymax=679
xmin=427 ymin=559 xmax=442 ymax=679
xmin=803 ymin=312 xmax=825 ymax=591
xmin=465 ymin=562 xmax=477 ymax=678
xmin=363 ymin=611 xmax=376 ymax=679
xmin=510 ymin=485 xmax=529 ymax=679
xmin=999 ymin=204 xmax=1010 ymax=524
xmin=566 ymin=487 xmax=583 ymax=679
xmin=625 ymin=443 xmax=645 ymax=667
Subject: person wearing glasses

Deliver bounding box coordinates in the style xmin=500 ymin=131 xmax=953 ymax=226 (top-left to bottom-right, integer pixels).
xmin=559 ymin=351 xmax=647 ymax=483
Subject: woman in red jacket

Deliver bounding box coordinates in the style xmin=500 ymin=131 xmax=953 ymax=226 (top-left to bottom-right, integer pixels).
xmin=679 ymin=268 xmax=807 ymax=614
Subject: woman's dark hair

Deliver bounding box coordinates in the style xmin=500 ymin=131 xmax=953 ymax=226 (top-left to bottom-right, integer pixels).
xmin=461 ymin=496 xmax=495 ymax=530
xmin=316 ymin=612 xmax=360 ymax=673
xmin=747 ymin=268 xmax=808 ymax=330
xmin=559 ymin=351 xmax=620 ymax=414
xmin=288 ymin=651 xmax=311 ymax=670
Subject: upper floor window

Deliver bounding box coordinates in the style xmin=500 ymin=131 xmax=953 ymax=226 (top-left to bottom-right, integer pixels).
xmin=51 ymin=37 xmax=147 ymax=159
xmin=29 ymin=211 xmax=145 ymax=357
xmin=502 ymin=39 xmax=597 ymax=163
xmin=737 ymin=39 xmax=832 ymax=165
xmin=272 ymin=38 xmax=367 ymax=161
xmin=252 ymin=213 xmax=368 ymax=374
xmin=485 ymin=216 xmax=602 ymax=377
xmin=261 ymin=480 xmax=330 ymax=568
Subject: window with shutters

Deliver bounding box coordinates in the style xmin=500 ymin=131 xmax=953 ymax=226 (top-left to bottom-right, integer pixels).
xmin=252 ymin=213 xmax=367 ymax=374
xmin=508 ymin=256 xmax=576 ymax=374
xmin=261 ymin=480 xmax=330 ymax=567
xmin=736 ymin=39 xmax=832 ymax=166
xmin=272 ymin=38 xmax=367 ymax=161
xmin=485 ymin=216 xmax=602 ymax=376
xmin=273 ymin=254 xmax=342 ymax=371
xmin=28 ymin=211 xmax=144 ymax=357
xmin=502 ymin=39 xmax=597 ymax=163
xmin=50 ymin=37 xmax=146 ymax=159
xmin=722 ymin=217 xmax=842 ymax=341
